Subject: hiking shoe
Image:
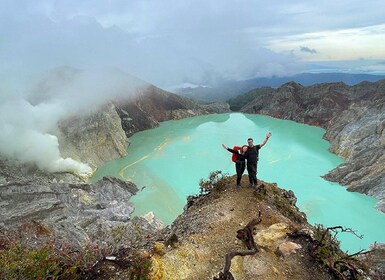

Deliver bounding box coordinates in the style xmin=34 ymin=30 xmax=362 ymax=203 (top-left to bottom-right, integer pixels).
xmin=236 ymin=185 xmax=241 ymax=191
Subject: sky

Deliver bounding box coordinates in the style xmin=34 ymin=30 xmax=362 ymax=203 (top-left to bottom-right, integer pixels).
xmin=1 ymin=0 xmax=385 ymax=89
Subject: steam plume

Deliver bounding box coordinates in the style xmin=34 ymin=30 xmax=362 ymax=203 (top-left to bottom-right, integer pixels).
xmin=0 ymin=67 xmax=146 ymax=175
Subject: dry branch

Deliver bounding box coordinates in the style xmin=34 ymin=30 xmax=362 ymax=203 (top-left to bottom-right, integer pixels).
xmin=213 ymin=212 xmax=262 ymax=280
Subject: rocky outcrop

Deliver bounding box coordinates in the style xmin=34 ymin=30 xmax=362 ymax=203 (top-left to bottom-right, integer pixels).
xmin=323 ymin=101 xmax=385 ymax=211
xmin=0 ymin=158 xmax=160 ymax=246
xmin=0 ymin=157 xmax=86 ymax=186
xmin=0 ymin=174 xmax=161 ymax=246
xmin=241 ymin=79 xmax=385 ymax=212
xmin=133 ymin=180 xmax=342 ymax=280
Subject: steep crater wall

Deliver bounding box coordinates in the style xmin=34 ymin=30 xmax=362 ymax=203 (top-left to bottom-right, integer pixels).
xmin=241 ymin=79 xmax=385 ymax=212
xmin=58 ymin=85 xmax=230 ymax=168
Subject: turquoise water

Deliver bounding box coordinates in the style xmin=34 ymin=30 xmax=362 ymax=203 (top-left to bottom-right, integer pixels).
xmin=91 ymin=113 xmax=385 ymax=252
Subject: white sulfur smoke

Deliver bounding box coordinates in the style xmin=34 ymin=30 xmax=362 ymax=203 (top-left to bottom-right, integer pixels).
xmin=0 ymin=68 xmax=146 ymax=175
xmin=0 ymin=97 xmax=91 ymax=175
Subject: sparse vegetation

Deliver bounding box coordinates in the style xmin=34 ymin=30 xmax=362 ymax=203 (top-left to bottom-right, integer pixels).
xmin=0 ymin=232 xmax=104 ymax=280
xmin=0 ymin=221 xmax=156 ymax=280
xmin=253 ymin=183 xmax=306 ymax=223
xmin=198 ymin=170 xmax=231 ymax=195
xmin=127 ymin=251 xmax=152 ymax=280
xmin=311 ymin=225 xmax=370 ymax=279
xmin=271 ymin=193 xmax=306 ymax=223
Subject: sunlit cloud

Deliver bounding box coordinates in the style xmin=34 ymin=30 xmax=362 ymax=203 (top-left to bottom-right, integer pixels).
xmin=268 ymin=24 xmax=385 ymax=62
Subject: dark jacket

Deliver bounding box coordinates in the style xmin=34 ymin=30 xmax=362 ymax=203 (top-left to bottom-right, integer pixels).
xmin=227 ymin=148 xmax=247 ymax=162
xmin=245 ymin=145 xmax=261 ymax=165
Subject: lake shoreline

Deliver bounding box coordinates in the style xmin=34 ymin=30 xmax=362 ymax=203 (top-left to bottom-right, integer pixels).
xmin=92 ymin=113 xmax=385 ymax=251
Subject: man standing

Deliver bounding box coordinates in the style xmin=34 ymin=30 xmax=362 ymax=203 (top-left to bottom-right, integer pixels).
xmin=245 ymin=132 xmax=272 ymax=187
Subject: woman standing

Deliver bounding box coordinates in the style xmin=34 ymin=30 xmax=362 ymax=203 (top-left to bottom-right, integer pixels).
xmin=222 ymin=144 xmax=248 ymax=189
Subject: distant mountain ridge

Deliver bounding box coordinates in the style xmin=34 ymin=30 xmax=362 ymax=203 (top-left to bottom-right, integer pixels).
xmin=175 ymin=72 xmax=385 ymax=102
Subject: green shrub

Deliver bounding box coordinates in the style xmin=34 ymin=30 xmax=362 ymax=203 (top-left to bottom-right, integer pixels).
xmin=199 ymin=170 xmax=230 ymax=195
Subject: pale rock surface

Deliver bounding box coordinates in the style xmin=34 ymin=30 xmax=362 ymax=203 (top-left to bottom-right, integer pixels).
xmin=277 ymin=241 xmax=303 ymax=257
xmin=58 ymin=103 xmax=129 ymax=168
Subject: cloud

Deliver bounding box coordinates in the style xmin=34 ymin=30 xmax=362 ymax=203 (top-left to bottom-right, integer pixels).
xmin=0 ymin=1 xmax=324 ymax=89
xmin=1 ymin=1 xmax=385 ymax=89
xmin=300 ymin=46 xmax=317 ymax=54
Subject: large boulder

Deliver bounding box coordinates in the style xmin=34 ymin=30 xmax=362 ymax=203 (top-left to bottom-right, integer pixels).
xmin=0 ymin=176 xmax=160 ymax=246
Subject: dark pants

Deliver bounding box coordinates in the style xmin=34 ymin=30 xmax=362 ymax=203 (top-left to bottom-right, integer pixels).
xmin=235 ymin=161 xmax=246 ymax=185
xmin=247 ymin=163 xmax=258 ymax=186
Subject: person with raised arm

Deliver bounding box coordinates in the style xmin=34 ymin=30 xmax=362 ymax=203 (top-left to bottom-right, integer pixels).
xmin=245 ymin=132 xmax=272 ymax=188
xmin=222 ymin=144 xmax=248 ymax=190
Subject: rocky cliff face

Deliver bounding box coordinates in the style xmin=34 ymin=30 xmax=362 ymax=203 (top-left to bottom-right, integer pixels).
xmin=241 ymin=79 xmax=385 ymax=212
xmin=114 ymin=85 xmax=230 ymax=138
xmin=58 ymin=103 xmax=129 ymax=168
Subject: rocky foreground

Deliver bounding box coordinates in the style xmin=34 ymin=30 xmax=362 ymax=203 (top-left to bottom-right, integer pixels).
xmin=89 ymin=175 xmax=383 ymax=279
xmin=1 ymin=165 xmax=384 ymax=279
xmin=241 ymin=79 xmax=385 ymax=213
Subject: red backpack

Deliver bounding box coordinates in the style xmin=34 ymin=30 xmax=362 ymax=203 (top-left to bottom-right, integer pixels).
xmin=231 ymin=146 xmax=242 ymax=162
